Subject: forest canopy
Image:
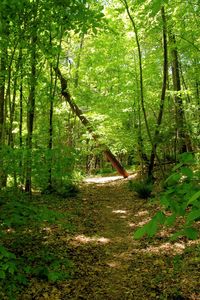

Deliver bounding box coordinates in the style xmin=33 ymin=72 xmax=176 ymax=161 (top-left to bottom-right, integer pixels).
xmin=0 ymin=0 xmax=199 ymax=191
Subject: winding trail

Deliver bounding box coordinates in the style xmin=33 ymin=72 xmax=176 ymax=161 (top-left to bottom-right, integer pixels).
xmin=60 ymin=177 xmax=199 ymax=300
xmin=22 ymin=176 xmax=200 ymax=300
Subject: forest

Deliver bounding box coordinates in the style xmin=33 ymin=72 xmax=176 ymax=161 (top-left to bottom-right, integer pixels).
xmin=0 ymin=0 xmax=199 ymax=299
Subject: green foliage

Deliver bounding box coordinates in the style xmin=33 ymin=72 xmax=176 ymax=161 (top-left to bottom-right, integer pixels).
xmin=129 ymin=179 xmax=153 ymax=199
xmin=0 ymin=246 xmax=17 ymax=280
xmin=0 ymin=190 xmax=68 ymax=229
xmin=51 ymin=182 xmax=80 ymax=198
xmin=0 ymin=190 xmax=74 ymax=299
xmin=134 ymin=153 xmax=200 ymax=240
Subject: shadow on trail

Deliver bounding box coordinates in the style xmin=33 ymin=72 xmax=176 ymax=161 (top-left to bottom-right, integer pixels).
xmin=19 ymin=177 xmax=200 ymax=300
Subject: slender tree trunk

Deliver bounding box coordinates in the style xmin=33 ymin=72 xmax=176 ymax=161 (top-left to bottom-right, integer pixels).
xmin=170 ymin=33 xmax=193 ymax=154
xmin=0 ymin=17 xmax=8 ymax=188
xmin=47 ymin=29 xmax=62 ymax=191
xmin=8 ymin=58 xmax=19 ymax=147
xmin=54 ymin=66 xmax=129 ymax=178
xmin=122 ymin=0 xmax=152 ymax=149
xmin=18 ymin=47 xmax=24 ymax=187
xmin=148 ymin=7 xmax=168 ymax=178
xmin=0 ymin=56 xmax=6 ymax=188
xmin=25 ymin=33 xmax=37 ymax=193
xmin=47 ymin=66 xmax=54 ymax=190
xmin=133 ymin=52 xmax=147 ymax=171
xmin=122 ymin=0 xmax=165 ymax=179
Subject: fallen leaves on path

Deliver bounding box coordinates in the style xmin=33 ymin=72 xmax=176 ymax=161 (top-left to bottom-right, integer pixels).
xmin=20 ymin=177 xmax=200 ymax=300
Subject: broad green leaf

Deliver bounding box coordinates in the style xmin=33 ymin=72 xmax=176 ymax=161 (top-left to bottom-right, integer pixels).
xmin=183 ymin=227 xmax=199 ymax=240
xmin=179 ymin=152 xmax=195 ymax=164
xmin=0 ymin=246 xmax=12 ymax=258
xmin=165 ymin=214 xmax=176 ymax=226
xmin=166 ymin=173 xmax=181 ymax=185
xmin=160 ymin=195 xmax=170 ymax=207
xmin=186 ymin=209 xmax=200 ymax=223
xmin=154 ymin=211 xmax=166 ymax=224
xmin=187 ymin=190 xmax=200 ymax=205
xmin=181 ymin=167 xmax=193 ymax=179
xmin=146 ymin=220 xmax=158 ymax=237
xmin=133 ymin=226 xmax=147 ymax=239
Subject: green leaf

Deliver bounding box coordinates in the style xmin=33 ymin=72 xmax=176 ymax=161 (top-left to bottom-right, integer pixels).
xmin=183 ymin=227 xmax=198 ymax=240
xmin=170 ymin=230 xmax=183 ymax=241
xmin=186 ymin=209 xmax=200 ymax=223
xmin=179 ymin=152 xmax=195 ymax=164
xmin=172 ymin=162 xmax=183 ymax=171
xmin=133 ymin=226 xmax=147 ymax=239
xmin=166 ymin=173 xmax=181 ymax=185
xmin=154 ymin=211 xmax=166 ymax=224
xmin=160 ymin=195 xmax=170 ymax=207
xmin=181 ymin=167 xmax=193 ymax=178
xmin=150 ymin=0 xmax=163 ymax=16
xmin=0 ymin=246 xmax=15 ymax=258
xmin=165 ymin=214 xmax=176 ymax=226
xmin=187 ymin=190 xmax=200 ymax=205
xmin=146 ymin=220 xmax=158 ymax=237
xmin=0 ymin=270 xmax=6 ymax=279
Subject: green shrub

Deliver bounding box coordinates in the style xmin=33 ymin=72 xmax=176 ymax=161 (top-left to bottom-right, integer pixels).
xmin=134 ymin=153 xmax=200 ymax=240
xmin=129 ymin=179 xmax=153 ymax=199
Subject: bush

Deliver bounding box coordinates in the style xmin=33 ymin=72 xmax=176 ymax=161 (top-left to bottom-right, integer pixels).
xmin=134 ymin=153 xmax=200 ymax=240
xmin=129 ymin=179 xmax=153 ymax=199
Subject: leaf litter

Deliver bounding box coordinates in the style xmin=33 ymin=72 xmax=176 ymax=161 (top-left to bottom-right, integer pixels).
xmin=18 ymin=177 xmax=200 ymax=300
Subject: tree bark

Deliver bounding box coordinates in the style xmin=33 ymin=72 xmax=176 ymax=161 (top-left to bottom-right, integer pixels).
xmin=148 ymin=7 xmax=168 ymax=178
xmin=0 ymin=56 xmax=6 ymax=188
xmin=54 ymin=66 xmax=129 ymax=178
xmin=170 ymin=33 xmax=193 ymax=154
xmin=25 ymin=33 xmax=37 ymax=193
xmin=0 ymin=18 xmax=8 ymax=188
xmin=122 ymin=0 xmax=152 ymax=150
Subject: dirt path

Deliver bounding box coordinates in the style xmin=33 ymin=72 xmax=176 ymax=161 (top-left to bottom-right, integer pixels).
xmin=59 ymin=179 xmax=199 ymax=300
xmin=22 ymin=178 xmax=200 ymax=300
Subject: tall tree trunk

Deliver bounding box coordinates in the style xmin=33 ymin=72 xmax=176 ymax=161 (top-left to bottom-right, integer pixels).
xmin=170 ymin=33 xmax=193 ymax=154
xmin=54 ymin=66 xmax=129 ymax=178
xmin=122 ymin=0 xmax=165 ymax=179
xmin=47 ymin=29 xmax=62 ymax=191
xmin=25 ymin=34 xmax=37 ymax=193
xmin=0 ymin=17 xmax=8 ymax=188
xmin=0 ymin=56 xmax=6 ymax=188
xmin=122 ymin=0 xmax=152 ymax=152
xmin=47 ymin=66 xmax=54 ymax=191
xmin=18 ymin=47 xmax=24 ymax=186
xmin=148 ymin=7 xmax=168 ymax=178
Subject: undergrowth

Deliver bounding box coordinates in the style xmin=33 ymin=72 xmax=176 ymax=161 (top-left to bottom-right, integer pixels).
xmin=128 ymin=179 xmax=153 ymax=199
xmin=0 ymin=188 xmax=75 ymax=300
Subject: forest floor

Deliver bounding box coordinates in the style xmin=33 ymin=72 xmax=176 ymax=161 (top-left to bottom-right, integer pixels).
xmin=5 ymin=175 xmax=200 ymax=300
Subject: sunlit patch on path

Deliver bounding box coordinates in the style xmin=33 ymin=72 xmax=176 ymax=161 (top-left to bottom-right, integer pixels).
xmin=84 ymin=173 xmax=137 ymax=184
xmin=112 ymin=209 xmax=128 ymax=214
xmin=72 ymin=234 xmax=110 ymax=245
xmin=84 ymin=175 xmax=124 ymax=183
